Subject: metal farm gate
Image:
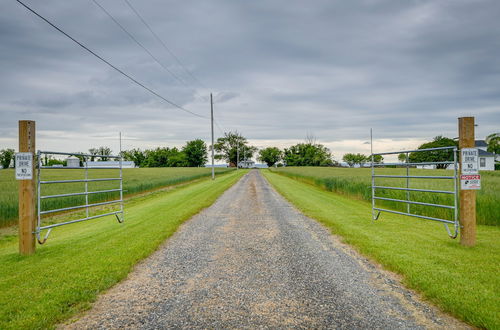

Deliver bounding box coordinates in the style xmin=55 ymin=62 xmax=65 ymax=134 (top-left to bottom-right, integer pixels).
xmin=371 ymin=146 xmax=459 ymax=238
xmin=36 ymin=151 xmax=124 ymax=244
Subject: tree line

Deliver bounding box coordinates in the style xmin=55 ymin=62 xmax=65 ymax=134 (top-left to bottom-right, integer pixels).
xmin=1 ymin=132 xmax=498 ymax=169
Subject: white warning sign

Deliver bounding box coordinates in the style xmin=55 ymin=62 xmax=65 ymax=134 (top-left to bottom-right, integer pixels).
xmin=15 ymin=152 xmax=33 ymax=180
xmin=461 ymin=148 xmax=479 ymax=175
xmin=460 ymin=174 xmax=481 ymax=190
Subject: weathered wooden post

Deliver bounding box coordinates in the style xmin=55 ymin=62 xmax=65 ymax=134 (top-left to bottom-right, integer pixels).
xmin=458 ymin=117 xmax=477 ymax=246
xmin=17 ymin=120 xmax=36 ymax=255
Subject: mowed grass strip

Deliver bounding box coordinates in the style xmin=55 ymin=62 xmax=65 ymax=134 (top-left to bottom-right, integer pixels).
xmin=0 ymin=167 xmax=234 ymax=227
xmin=0 ymin=170 xmax=246 ymax=329
xmin=271 ymin=167 xmax=500 ymax=226
xmin=262 ymin=170 xmax=500 ymax=329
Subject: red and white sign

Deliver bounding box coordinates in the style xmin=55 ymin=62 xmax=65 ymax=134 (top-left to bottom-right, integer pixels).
xmin=460 ymin=174 xmax=481 ymax=190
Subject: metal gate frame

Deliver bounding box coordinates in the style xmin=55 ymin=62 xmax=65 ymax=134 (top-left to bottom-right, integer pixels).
xmin=371 ymin=146 xmax=459 ymax=238
xmin=36 ymin=151 xmax=124 ymax=244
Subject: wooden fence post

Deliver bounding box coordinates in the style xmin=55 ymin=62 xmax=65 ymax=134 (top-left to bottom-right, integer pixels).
xmin=458 ymin=117 xmax=476 ymax=246
xmin=18 ymin=120 xmax=36 ymax=255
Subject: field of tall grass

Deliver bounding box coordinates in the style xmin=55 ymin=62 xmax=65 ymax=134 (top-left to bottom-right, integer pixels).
xmin=0 ymin=167 xmax=234 ymax=227
xmin=270 ymin=167 xmax=499 ymax=226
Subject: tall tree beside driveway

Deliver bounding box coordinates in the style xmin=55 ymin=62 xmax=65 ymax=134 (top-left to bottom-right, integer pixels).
xmin=258 ymin=147 xmax=282 ymax=167
xmin=183 ymin=139 xmax=208 ymax=167
xmin=409 ymin=136 xmax=457 ymax=169
xmin=213 ymin=131 xmax=257 ymax=166
xmin=284 ymin=143 xmax=333 ymax=166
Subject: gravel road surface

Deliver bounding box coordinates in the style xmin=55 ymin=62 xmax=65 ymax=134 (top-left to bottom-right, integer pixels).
xmin=64 ymin=170 xmax=466 ymax=329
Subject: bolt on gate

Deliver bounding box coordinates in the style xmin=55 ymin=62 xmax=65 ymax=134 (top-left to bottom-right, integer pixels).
xmin=371 ymin=146 xmax=459 ymax=238
xmin=36 ymin=151 xmax=124 ymax=244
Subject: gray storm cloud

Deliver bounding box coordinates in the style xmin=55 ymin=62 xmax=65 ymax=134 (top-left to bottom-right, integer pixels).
xmin=1 ymin=0 xmax=499 ymax=154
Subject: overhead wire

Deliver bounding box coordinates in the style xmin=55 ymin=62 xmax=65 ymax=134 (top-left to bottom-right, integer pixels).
xmin=90 ymin=0 xmax=200 ymax=98
xmin=123 ymin=0 xmax=207 ymax=90
xmin=15 ymin=0 xmax=207 ymax=119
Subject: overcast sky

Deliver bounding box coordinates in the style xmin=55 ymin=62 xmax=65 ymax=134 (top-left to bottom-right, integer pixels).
xmin=1 ymin=0 xmax=499 ymax=161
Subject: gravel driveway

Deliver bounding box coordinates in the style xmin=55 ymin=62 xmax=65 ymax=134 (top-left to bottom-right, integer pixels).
xmin=64 ymin=170 xmax=466 ymax=329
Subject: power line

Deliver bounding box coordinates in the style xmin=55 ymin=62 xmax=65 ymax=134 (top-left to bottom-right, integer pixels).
xmin=91 ymin=0 xmax=199 ymax=96
xmin=16 ymin=0 xmax=207 ymax=119
xmin=123 ymin=0 xmax=207 ymax=90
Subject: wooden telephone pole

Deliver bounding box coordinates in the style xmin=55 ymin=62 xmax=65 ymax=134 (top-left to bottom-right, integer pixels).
xmin=458 ymin=117 xmax=476 ymax=246
xmin=210 ymin=93 xmax=215 ymax=180
xmin=18 ymin=120 xmax=36 ymax=255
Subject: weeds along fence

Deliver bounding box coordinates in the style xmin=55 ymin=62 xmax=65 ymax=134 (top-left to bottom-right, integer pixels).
xmin=269 ymin=167 xmax=499 ymax=226
xmin=0 ymin=167 xmax=234 ymax=228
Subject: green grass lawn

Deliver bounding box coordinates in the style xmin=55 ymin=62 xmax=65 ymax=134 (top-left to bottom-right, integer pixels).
xmin=0 ymin=170 xmax=246 ymax=329
xmin=271 ymin=167 xmax=500 ymax=226
xmin=262 ymin=170 xmax=500 ymax=329
xmin=0 ymin=167 xmax=234 ymax=227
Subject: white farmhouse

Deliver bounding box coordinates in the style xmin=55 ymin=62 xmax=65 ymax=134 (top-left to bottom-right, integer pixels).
xmin=475 ymin=140 xmax=496 ymax=171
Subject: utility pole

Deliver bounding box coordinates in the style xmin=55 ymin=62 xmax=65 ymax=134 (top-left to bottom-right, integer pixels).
xmin=18 ymin=120 xmax=36 ymax=255
xmin=210 ymin=93 xmax=215 ymax=180
xmin=458 ymin=117 xmax=476 ymax=246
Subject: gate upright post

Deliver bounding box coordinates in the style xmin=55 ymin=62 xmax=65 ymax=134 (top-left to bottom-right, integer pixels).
xmin=458 ymin=117 xmax=476 ymax=246
xmin=18 ymin=120 xmax=36 ymax=255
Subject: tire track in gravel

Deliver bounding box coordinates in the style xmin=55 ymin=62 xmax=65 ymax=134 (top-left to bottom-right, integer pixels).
xmin=63 ymin=170 xmax=468 ymax=329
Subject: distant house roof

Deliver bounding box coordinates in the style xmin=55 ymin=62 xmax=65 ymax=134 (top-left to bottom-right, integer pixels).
xmin=475 ymin=140 xmax=488 ymax=147
xmin=478 ymin=149 xmax=495 ymax=157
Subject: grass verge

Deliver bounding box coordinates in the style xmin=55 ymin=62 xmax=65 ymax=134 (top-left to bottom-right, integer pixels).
xmin=262 ymin=170 xmax=500 ymax=329
xmin=0 ymin=170 xmax=247 ymax=329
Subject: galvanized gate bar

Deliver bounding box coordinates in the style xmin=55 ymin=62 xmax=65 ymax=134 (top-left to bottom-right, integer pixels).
xmin=36 ymin=150 xmax=124 ymax=244
xmin=39 ymin=150 xmax=122 ymax=158
xmin=373 ymin=174 xmax=455 ymax=179
xmin=373 ymin=207 xmax=455 ymax=224
xmin=39 ymin=199 xmax=123 ymax=215
xmin=40 ymin=178 xmax=121 ymax=184
xmin=373 ymin=185 xmax=454 ymax=194
xmin=38 ymin=211 xmax=123 ymax=230
xmin=372 ymin=146 xmax=456 ymax=156
xmin=373 ymin=196 xmax=455 ymax=209
xmin=373 ymin=161 xmax=454 ymax=166
xmin=40 ymin=188 xmax=122 ymax=199
xmin=371 ymin=146 xmax=459 ymax=238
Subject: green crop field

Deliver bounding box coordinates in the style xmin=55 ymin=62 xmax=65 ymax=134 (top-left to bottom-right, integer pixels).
xmin=0 ymin=167 xmax=234 ymax=228
xmin=270 ymin=167 xmax=500 ymax=226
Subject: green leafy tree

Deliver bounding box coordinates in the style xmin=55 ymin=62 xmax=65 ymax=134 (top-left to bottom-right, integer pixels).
xmin=166 ymin=147 xmax=188 ymax=167
xmin=342 ymin=153 xmax=368 ymax=167
xmin=88 ymin=148 xmax=99 ymax=161
xmin=0 ymin=149 xmax=15 ymax=169
xmin=121 ymin=149 xmax=146 ymax=167
xmin=183 ymin=139 xmax=208 ymax=167
xmin=409 ymin=136 xmax=457 ymax=169
xmin=486 ymin=133 xmax=500 ymax=154
xmin=284 ymin=143 xmax=333 ymax=166
xmin=214 ymin=131 xmax=257 ymax=167
xmin=372 ymin=154 xmax=383 ymax=164
xmin=398 ymin=153 xmax=407 ymax=163
xmin=98 ymin=146 xmax=112 ymax=161
xmin=258 ymin=147 xmax=282 ymax=167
